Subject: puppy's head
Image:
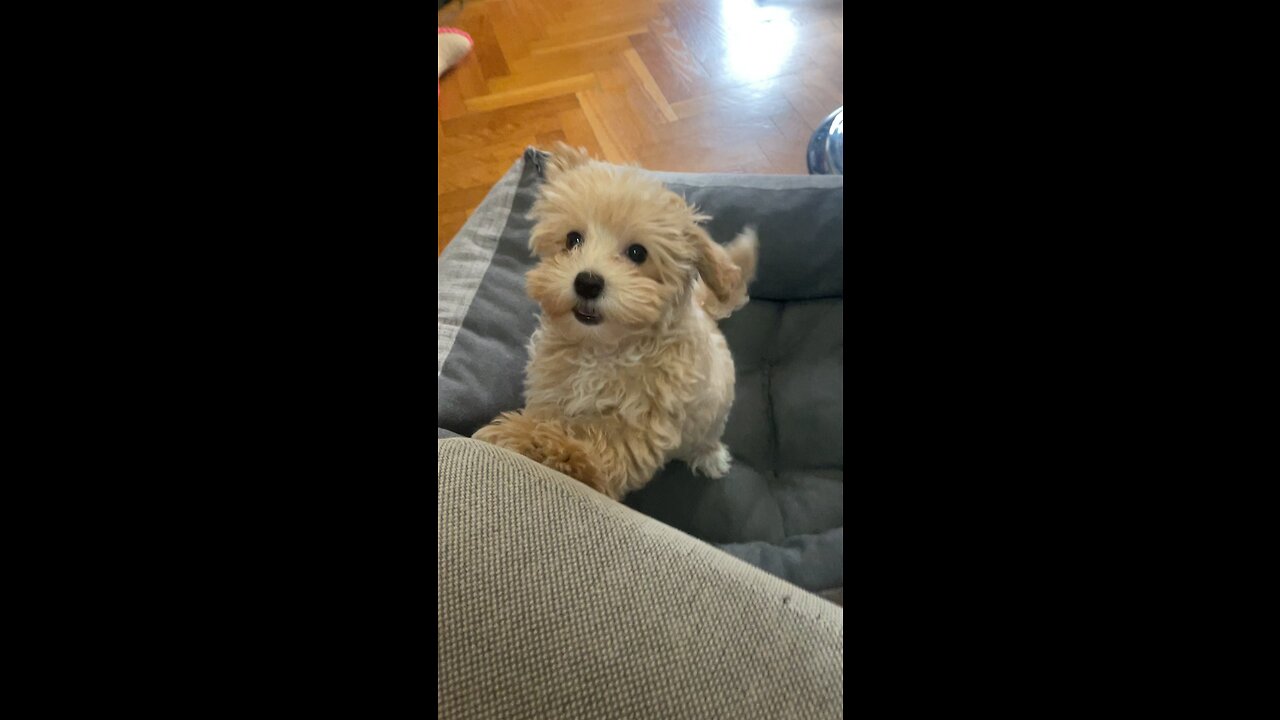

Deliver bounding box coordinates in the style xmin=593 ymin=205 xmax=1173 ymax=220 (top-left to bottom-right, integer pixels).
xmin=524 ymin=144 xmax=740 ymax=339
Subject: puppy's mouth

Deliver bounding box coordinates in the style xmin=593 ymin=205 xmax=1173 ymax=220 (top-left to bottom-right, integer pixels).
xmin=573 ymin=305 xmax=602 ymax=325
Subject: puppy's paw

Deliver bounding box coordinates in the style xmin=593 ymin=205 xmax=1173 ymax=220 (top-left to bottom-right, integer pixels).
xmin=689 ymin=443 xmax=732 ymax=478
xmin=474 ymin=412 xmax=609 ymax=496
xmin=473 ymin=412 xmax=525 ymax=450
xmin=526 ymin=425 xmax=603 ymax=490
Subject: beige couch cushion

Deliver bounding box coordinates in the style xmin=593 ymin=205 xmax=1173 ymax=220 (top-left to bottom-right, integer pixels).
xmin=438 ymin=438 xmax=844 ymax=719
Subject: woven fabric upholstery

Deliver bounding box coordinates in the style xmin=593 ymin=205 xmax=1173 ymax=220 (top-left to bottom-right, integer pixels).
xmin=438 ymin=438 xmax=844 ymax=719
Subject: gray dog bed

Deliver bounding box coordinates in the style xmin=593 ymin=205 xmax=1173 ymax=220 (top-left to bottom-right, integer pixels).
xmin=438 ymin=148 xmax=843 ymax=596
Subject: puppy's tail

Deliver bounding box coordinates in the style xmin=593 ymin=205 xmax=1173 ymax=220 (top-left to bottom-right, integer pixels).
xmin=702 ymin=226 xmax=759 ymax=320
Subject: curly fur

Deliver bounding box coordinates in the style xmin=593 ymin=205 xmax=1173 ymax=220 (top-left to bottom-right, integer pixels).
xmin=473 ymin=143 xmax=758 ymax=500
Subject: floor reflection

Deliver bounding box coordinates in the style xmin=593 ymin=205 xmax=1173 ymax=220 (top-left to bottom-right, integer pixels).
xmin=721 ymin=0 xmax=799 ymax=83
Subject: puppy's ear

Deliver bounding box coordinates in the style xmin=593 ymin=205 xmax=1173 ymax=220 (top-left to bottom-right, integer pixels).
xmin=689 ymin=224 xmax=743 ymax=304
xmin=542 ymin=141 xmax=592 ymax=179
xmin=689 ymin=222 xmax=758 ymax=317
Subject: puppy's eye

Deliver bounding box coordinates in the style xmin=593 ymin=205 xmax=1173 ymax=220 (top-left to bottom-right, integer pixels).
xmin=566 ymin=231 xmax=583 ymax=250
xmin=625 ymin=244 xmax=647 ymax=264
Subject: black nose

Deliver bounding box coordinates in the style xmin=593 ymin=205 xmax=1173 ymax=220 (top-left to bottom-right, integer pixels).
xmin=574 ymin=272 xmax=604 ymax=299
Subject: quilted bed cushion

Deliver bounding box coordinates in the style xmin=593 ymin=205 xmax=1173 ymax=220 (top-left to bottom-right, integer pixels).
xmin=438 ymin=148 xmax=843 ymax=593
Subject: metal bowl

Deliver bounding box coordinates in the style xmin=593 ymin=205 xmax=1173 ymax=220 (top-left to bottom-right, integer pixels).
xmin=806 ymin=106 xmax=844 ymax=176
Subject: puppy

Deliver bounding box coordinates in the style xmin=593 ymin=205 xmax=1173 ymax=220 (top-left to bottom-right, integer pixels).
xmin=473 ymin=144 xmax=758 ymax=500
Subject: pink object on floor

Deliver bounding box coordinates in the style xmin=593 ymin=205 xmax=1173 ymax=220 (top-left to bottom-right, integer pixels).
xmin=438 ymin=27 xmax=473 ymax=43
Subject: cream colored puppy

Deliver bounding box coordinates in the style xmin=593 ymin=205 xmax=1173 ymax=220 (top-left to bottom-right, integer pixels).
xmin=474 ymin=144 xmax=758 ymax=500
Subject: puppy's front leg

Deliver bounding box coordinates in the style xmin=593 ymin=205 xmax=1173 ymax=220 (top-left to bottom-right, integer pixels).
xmin=473 ymin=411 xmax=607 ymax=495
xmin=687 ymin=442 xmax=732 ymax=478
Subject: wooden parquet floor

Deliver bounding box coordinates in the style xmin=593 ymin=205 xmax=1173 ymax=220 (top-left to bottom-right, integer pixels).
xmin=437 ymin=0 xmax=844 ymax=255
